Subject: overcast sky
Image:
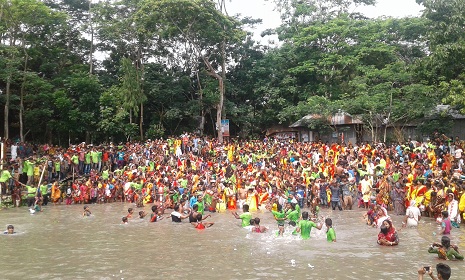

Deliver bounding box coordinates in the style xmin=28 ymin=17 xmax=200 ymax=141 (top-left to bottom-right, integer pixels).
xmin=226 ymin=0 xmax=424 ymax=43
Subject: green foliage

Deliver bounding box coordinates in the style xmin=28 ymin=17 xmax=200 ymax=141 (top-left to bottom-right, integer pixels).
xmin=0 ymin=0 xmax=464 ymax=143
xmin=146 ymin=124 xmax=165 ymax=139
xmin=119 ymin=57 xmax=146 ymax=117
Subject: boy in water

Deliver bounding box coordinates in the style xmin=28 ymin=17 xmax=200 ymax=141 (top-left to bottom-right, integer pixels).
xmin=83 ymin=205 xmax=92 ymax=217
xmin=171 ymin=204 xmax=190 ymax=222
xmin=139 ymin=210 xmax=148 ymax=219
xmin=189 ymin=204 xmax=211 ymax=223
xmin=191 ymin=214 xmax=214 ymax=229
xmin=4 ymin=225 xmax=15 ymax=234
xmin=232 ymin=204 xmax=252 ymax=227
xmin=150 ymin=205 xmax=164 ymax=222
xmin=251 ymin=217 xmax=267 ymax=233
xmin=296 ymin=211 xmax=322 ymax=240
xmin=127 ymin=208 xmax=134 ymax=218
xmin=326 ymin=218 xmax=336 ymax=242
xmin=122 ymin=217 xmax=128 ymax=224
xmin=271 ymin=203 xmax=286 ymax=236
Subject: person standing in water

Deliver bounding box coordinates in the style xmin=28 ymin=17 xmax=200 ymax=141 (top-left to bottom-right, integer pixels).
xmin=402 ymin=200 xmax=421 ymax=228
xmin=232 ymin=204 xmax=252 ymax=227
xmin=325 ymin=218 xmax=336 ymax=242
xmin=438 ymin=211 xmax=452 ymax=235
xmin=296 ymin=211 xmax=322 ymax=240
xmin=428 ymin=236 xmax=463 ymax=260
xmin=271 ymin=203 xmax=286 ymax=236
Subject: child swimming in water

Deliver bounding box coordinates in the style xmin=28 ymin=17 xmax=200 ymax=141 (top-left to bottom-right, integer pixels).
xmin=122 ymin=217 xmax=128 ymax=224
xmin=4 ymin=225 xmax=15 ymax=234
xmin=83 ymin=205 xmax=91 ymax=217
xmin=139 ymin=210 xmax=148 ymax=219
xmin=127 ymin=208 xmax=134 ymax=218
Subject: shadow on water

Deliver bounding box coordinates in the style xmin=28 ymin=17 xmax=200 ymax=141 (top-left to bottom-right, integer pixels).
xmin=1 ymin=204 xmax=464 ymax=279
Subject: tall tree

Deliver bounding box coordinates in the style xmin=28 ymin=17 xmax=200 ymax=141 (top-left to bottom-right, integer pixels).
xmin=137 ymin=0 xmax=246 ymax=143
xmin=119 ymin=57 xmax=146 ymax=140
xmin=0 ymin=0 xmax=65 ymax=140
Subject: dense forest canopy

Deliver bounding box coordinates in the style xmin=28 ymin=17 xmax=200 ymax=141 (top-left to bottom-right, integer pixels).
xmin=1 ymin=0 xmax=464 ymax=144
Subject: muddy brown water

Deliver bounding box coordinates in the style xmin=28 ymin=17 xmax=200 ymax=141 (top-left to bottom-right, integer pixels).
xmin=1 ymin=204 xmax=464 ymax=279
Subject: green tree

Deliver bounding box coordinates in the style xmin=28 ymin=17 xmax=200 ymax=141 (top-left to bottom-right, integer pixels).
xmin=0 ymin=0 xmax=64 ymax=140
xmin=137 ymin=0 xmax=246 ymax=143
xmin=119 ymin=57 xmax=146 ymax=140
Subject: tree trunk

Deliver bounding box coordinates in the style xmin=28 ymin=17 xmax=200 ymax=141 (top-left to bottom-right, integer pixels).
xmin=4 ymin=74 xmax=11 ymax=140
xmin=202 ymin=56 xmax=224 ymax=144
xmin=139 ymin=102 xmax=144 ymax=140
xmin=220 ymin=39 xmax=227 ymax=142
xmin=216 ymin=77 xmax=224 ymax=144
xmin=20 ymin=52 xmax=29 ymax=142
xmin=196 ymin=71 xmax=205 ymax=136
xmin=89 ymin=0 xmax=94 ymax=75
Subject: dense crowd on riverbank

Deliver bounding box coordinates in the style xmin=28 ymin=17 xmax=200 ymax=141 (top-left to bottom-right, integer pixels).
xmin=1 ymin=134 xmax=465 ymax=231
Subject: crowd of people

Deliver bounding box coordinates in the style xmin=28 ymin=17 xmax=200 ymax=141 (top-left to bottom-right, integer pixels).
xmin=1 ymin=133 xmax=464 ymax=277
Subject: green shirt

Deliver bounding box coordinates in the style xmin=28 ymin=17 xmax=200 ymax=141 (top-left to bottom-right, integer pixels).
xmin=272 ymin=210 xmax=286 ymax=226
xmin=287 ymin=209 xmax=300 ymax=222
xmin=298 ymin=220 xmax=317 ymax=240
xmin=26 ymin=186 xmax=37 ymax=198
xmin=85 ymin=153 xmax=91 ymax=164
xmin=327 ymin=227 xmax=336 ymax=242
xmin=91 ymin=151 xmax=99 ymax=163
xmin=428 ymin=247 xmax=464 ymax=260
xmin=239 ymin=212 xmax=252 ymax=227
xmin=54 ymin=161 xmax=60 ymax=172
xmin=71 ymin=155 xmax=79 ymax=165
xmin=132 ymin=182 xmax=143 ymax=191
xmin=0 ymin=170 xmax=12 ymax=183
xmin=40 ymin=184 xmax=48 ymax=196
xmin=23 ymin=161 xmax=29 ymax=174
xmin=102 ymin=170 xmax=109 ymax=180
xmin=26 ymin=161 xmax=34 ymax=176
xmin=196 ymin=201 xmax=205 ymax=215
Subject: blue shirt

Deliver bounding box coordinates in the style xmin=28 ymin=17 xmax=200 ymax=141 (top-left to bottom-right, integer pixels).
xmin=189 ymin=196 xmax=197 ymax=208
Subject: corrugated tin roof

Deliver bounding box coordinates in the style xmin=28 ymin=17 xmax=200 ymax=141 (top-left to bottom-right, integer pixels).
xmin=290 ymin=112 xmax=363 ymax=128
xmin=433 ymin=105 xmax=465 ymax=119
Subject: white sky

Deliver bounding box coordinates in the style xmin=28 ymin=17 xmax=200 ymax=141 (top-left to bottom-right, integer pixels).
xmin=227 ymin=0 xmax=424 ymax=44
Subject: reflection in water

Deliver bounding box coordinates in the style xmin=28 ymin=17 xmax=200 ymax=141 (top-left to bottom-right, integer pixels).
xmin=1 ymin=204 xmax=464 ymax=279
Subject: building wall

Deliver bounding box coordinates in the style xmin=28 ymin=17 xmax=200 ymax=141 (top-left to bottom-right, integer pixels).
xmin=450 ymin=120 xmax=465 ymax=140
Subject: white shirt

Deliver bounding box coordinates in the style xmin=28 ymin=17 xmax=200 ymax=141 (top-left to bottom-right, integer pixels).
xmin=406 ymin=206 xmax=421 ymax=227
xmin=448 ymin=199 xmax=458 ymax=221
xmin=454 ymin=149 xmax=463 ymax=159
xmin=10 ymin=145 xmax=18 ymax=159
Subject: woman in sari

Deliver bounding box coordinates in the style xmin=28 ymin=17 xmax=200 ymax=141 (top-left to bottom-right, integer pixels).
xmin=51 ymin=181 xmax=61 ymax=205
xmin=377 ymin=219 xmax=399 ymax=246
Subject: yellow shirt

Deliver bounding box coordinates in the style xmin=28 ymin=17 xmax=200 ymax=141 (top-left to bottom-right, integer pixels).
xmin=424 ymin=189 xmax=433 ymax=207
xmin=459 ymin=193 xmax=465 ymax=212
